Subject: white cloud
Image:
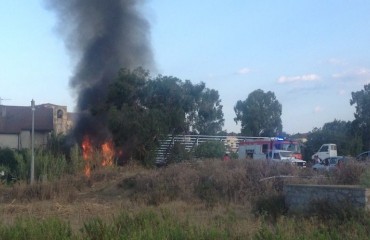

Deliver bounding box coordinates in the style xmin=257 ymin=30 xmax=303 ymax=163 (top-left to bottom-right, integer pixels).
xmin=277 ymin=74 xmax=320 ymax=84
xmin=236 ymin=67 xmax=251 ymax=75
xmin=314 ymin=105 xmax=323 ymax=113
xmin=332 ymin=68 xmax=370 ymax=83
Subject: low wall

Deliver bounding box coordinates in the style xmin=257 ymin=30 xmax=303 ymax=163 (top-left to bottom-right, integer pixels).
xmin=284 ymin=184 xmax=370 ymax=213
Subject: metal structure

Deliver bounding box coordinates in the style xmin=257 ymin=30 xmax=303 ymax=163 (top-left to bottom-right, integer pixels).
xmin=155 ymin=134 xmax=267 ymax=165
xmin=31 ymin=99 xmax=35 ymax=184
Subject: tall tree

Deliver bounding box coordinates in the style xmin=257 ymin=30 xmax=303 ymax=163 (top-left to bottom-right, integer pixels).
xmin=234 ymin=89 xmax=282 ymax=136
xmin=142 ymin=76 xmax=203 ymax=135
xmin=192 ymin=88 xmax=224 ymax=135
xmin=102 ymin=68 xmax=225 ymax=164
xmin=104 ymin=68 xmax=150 ymax=162
xmin=350 ymin=83 xmax=370 ymax=150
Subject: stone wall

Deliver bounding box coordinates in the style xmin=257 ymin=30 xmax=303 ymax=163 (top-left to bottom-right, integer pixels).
xmin=284 ymin=184 xmax=370 ymax=213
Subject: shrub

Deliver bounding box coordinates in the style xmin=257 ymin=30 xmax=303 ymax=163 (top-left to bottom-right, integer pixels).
xmin=166 ymin=142 xmax=192 ymax=164
xmin=360 ymin=168 xmax=370 ymax=187
xmin=308 ymin=198 xmax=368 ymax=224
xmin=35 ymin=150 xmax=68 ymax=181
xmin=194 ymin=141 xmax=226 ymax=159
xmin=252 ymin=194 xmax=287 ymax=222
xmin=333 ymin=159 xmax=366 ymax=185
xmin=0 ymin=148 xmax=18 ymax=175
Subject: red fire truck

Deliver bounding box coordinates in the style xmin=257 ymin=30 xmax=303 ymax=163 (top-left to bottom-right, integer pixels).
xmin=237 ymin=137 xmax=302 ymax=160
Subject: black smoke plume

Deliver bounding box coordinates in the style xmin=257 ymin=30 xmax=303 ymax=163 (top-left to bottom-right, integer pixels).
xmin=45 ymin=0 xmax=155 ymax=144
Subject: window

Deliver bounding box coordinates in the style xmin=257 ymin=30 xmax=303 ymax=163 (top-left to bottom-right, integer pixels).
xmin=262 ymin=144 xmax=268 ymax=153
xmin=57 ymin=109 xmax=63 ymax=118
xmin=319 ymin=146 xmax=328 ymax=152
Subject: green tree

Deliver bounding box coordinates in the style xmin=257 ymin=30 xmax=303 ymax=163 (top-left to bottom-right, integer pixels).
xmin=234 ymin=89 xmax=282 ymax=137
xmin=350 ymin=83 xmax=370 ymax=150
xmin=104 ymin=68 xmax=151 ymax=163
xmin=102 ymin=68 xmax=225 ymax=164
xmin=192 ymin=88 xmax=224 ymax=135
xmin=142 ymin=76 xmax=204 ymax=135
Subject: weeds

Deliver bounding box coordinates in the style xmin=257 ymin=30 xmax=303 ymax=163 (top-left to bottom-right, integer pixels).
xmin=0 ymin=217 xmax=72 ymax=240
xmin=1 ymin=156 xmax=370 ymax=239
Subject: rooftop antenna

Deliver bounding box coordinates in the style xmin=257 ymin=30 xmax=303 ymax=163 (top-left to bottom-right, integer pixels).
xmin=0 ymin=97 xmax=11 ymax=105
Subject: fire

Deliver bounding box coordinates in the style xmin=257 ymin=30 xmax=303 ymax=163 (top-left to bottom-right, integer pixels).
xmin=82 ymin=136 xmax=93 ymax=177
xmin=101 ymin=140 xmax=114 ymax=167
xmin=81 ymin=136 xmax=116 ymax=177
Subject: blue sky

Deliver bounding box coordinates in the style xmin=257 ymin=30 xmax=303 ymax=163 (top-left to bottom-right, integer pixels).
xmin=1 ymin=1 xmax=370 ymax=134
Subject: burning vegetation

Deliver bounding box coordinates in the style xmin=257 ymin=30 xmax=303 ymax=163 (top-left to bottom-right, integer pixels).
xmin=81 ymin=136 xmax=116 ymax=177
xmin=45 ymin=0 xmax=155 ymax=165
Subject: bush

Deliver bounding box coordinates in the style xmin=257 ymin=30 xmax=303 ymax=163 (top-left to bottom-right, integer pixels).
xmin=333 ymin=159 xmax=366 ymax=185
xmin=194 ymin=141 xmax=226 ymax=159
xmin=166 ymin=142 xmax=192 ymax=164
xmin=35 ymin=150 xmax=68 ymax=181
xmin=252 ymin=194 xmax=287 ymax=222
xmin=308 ymin=198 xmax=368 ymax=224
xmin=0 ymin=148 xmax=19 ymax=175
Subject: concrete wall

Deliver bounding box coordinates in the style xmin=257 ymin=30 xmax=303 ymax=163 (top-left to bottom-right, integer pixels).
xmin=284 ymin=184 xmax=370 ymax=213
xmin=20 ymin=130 xmax=49 ymax=149
xmin=0 ymin=134 xmax=18 ymax=149
xmin=19 ymin=131 xmax=30 ymax=149
xmin=0 ymin=131 xmax=49 ymax=150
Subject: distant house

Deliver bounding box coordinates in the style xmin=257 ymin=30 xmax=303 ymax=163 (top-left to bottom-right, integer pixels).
xmin=0 ymin=104 xmax=74 ymax=150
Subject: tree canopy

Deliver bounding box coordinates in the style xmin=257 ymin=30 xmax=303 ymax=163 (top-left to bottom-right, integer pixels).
xmin=234 ymin=89 xmax=282 ymax=137
xmin=99 ymin=68 xmax=225 ymax=163
xmin=350 ymin=83 xmax=370 ymax=149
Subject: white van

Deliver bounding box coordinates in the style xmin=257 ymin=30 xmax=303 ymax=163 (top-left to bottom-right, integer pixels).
xmin=312 ymin=144 xmax=337 ymax=162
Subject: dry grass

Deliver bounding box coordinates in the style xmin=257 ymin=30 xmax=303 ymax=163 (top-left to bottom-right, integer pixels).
xmin=1 ymin=158 xmax=369 ymax=237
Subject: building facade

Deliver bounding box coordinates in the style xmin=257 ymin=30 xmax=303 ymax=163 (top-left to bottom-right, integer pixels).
xmin=0 ymin=104 xmax=74 ymax=150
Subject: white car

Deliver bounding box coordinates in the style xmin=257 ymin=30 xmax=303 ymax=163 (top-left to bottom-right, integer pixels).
xmin=268 ymin=150 xmax=306 ymax=168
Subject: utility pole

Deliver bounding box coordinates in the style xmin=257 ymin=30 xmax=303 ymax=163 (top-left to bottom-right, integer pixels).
xmin=31 ymin=99 xmax=35 ymax=184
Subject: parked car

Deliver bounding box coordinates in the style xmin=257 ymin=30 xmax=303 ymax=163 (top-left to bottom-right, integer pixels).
xmin=312 ymin=156 xmax=346 ymax=171
xmin=356 ymin=151 xmax=370 ymax=161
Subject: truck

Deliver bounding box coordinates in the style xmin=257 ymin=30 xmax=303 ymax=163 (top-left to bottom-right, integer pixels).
xmin=237 ymin=137 xmax=306 ymax=166
xmin=311 ymin=143 xmax=337 ymax=162
xmin=268 ymin=150 xmax=306 ymax=167
xmin=237 ymin=137 xmax=303 ymax=160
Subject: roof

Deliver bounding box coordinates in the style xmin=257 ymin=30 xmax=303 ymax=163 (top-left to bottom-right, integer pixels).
xmin=0 ymin=105 xmax=54 ymax=134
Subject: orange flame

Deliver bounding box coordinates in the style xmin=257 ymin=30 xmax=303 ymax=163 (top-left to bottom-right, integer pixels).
xmin=101 ymin=140 xmax=114 ymax=167
xmin=82 ymin=136 xmax=93 ymax=177
xmin=81 ymin=136 xmax=116 ymax=177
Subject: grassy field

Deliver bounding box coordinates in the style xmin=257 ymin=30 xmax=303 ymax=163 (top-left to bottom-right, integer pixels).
xmin=1 ymin=159 xmax=370 ymax=239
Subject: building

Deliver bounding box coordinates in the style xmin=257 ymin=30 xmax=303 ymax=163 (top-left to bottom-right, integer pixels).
xmin=0 ymin=104 xmax=74 ymax=150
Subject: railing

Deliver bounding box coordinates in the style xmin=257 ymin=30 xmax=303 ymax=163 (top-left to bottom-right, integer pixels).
xmin=155 ymin=135 xmax=267 ymax=165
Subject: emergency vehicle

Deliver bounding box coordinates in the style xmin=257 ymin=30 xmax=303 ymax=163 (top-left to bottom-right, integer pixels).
xmin=237 ymin=137 xmax=302 ymax=160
